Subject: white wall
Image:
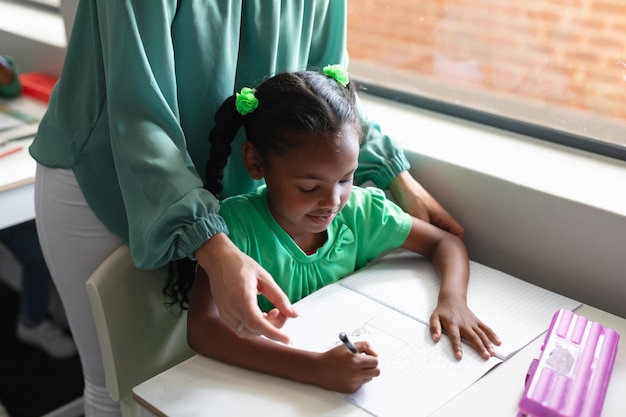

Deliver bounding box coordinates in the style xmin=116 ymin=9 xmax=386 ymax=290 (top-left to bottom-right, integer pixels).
xmin=0 ymin=0 xmax=69 ymax=77
xmin=408 ymin=152 xmax=625 ymax=318
xmin=362 ymin=94 xmax=626 ymax=318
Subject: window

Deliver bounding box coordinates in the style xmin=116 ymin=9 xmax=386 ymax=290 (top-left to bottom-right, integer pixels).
xmin=347 ymin=0 xmax=626 ymax=160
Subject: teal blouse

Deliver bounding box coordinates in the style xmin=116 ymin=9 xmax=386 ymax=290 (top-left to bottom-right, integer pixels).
xmin=30 ymin=0 xmax=410 ymax=269
xmin=220 ymin=186 xmax=412 ymax=312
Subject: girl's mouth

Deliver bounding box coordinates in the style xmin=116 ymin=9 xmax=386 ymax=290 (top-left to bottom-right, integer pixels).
xmin=307 ymin=212 xmax=337 ymax=226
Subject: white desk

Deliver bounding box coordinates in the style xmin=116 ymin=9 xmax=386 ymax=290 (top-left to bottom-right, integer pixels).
xmin=430 ymin=305 xmax=625 ymax=417
xmin=132 ymin=304 xmax=625 ymax=417
xmin=0 ymin=97 xmax=44 ymax=230
xmin=0 ymin=133 xmax=36 ymax=230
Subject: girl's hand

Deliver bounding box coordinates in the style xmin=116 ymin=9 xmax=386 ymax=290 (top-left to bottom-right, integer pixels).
xmin=194 ymin=233 xmax=298 ymax=344
xmin=429 ymin=296 xmax=501 ymax=360
xmin=313 ymin=342 xmax=380 ymax=393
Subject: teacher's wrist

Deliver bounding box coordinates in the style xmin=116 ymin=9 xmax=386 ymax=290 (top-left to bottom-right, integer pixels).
xmin=388 ymin=171 xmax=425 ymax=199
xmin=193 ymin=232 xmax=241 ymax=277
xmin=194 ymin=232 xmax=230 ymax=263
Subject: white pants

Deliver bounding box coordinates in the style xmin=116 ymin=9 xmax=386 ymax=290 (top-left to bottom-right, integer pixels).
xmin=35 ymin=164 xmax=123 ymax=417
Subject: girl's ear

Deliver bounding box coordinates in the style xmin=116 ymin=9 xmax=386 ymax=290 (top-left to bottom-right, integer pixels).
xmin=242 ymin=141 xmax=264 ymax=180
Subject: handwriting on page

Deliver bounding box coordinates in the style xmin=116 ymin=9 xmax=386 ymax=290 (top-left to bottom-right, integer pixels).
xmin=343 ymin=322 xmax=470 ymax=380
xmin=340 ymin=310 xmax=496 ymax=417
xmin=282 ymin=284 xmax=500 ymax=417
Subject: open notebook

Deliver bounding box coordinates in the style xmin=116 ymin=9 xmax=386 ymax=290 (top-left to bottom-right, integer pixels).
xmin=280 ymin=249 xmax=581 ymax=417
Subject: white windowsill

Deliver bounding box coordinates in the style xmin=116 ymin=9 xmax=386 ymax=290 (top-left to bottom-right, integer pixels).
xmin=361 ymin=93 xmax=626 ymax=217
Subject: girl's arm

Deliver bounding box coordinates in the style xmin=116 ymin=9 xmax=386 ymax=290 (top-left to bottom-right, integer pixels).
xmin=401 ymin=217 xmax=501 ymax=360
xmin=188 ymin=268 xmax=380 ymax=393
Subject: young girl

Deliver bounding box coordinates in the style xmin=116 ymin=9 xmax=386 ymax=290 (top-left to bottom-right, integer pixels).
xmin=166 ymin=66 xmax=500 ymax=393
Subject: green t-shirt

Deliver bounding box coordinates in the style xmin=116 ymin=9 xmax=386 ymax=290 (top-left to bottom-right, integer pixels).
xmin=220 ymin=186 xmax=412 ymax=311
xmin=30 ymin=0 xmax=409 ymax=269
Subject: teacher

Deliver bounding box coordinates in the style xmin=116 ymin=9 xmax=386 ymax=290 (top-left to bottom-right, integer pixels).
xmin=29 ymin=1 xmax=464 ymax=416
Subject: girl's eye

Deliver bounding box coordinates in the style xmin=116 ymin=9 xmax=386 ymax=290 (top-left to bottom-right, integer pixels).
xmin=339 ymin=178 xmax=354 ymax=185
xmin=298 ymin=186 xmax=318 ymax=194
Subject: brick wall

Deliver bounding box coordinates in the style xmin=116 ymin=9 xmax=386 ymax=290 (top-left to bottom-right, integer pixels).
xmin=347 ymin=0 xmax=626 ymax=120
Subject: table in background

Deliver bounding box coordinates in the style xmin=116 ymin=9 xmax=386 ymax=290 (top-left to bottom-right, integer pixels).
xmin=0 ymin=132 xmax=36 ymax=230
xmin=0 ymin=95 xmax=44 ymax=230
xmin=133 ymin=304 xmax=625 ymax=417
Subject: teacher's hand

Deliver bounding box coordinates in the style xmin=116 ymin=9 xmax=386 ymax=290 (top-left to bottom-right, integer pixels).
xmin=194 ymin=232 xmax=298 ymax=344
xmin=389 ymin=171 xmax=465 ymax=239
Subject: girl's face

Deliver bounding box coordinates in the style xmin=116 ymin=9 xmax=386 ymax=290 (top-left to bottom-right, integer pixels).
xmin=261 ymin=125 xmax=360 ymax=247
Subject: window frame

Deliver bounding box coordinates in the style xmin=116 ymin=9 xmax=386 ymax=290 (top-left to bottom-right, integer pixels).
xmin=356 ymin=80 xmax=626 ymax=162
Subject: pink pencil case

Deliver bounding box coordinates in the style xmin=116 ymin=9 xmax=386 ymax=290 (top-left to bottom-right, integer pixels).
xmin=518 ymin=309 xmax=620 ymax=417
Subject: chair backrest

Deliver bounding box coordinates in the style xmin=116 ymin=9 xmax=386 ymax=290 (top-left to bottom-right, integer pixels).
xmin=86 ymin=245 xmax=194 ymax=417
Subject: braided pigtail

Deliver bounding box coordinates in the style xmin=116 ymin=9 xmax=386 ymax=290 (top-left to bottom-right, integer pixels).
xmin=164 ymin=258 xmax=195 ymax=311
xmin=164 ymin=94 xmax=245 ymax=311
xmin=205 ymin=95 xmax=245 ymax=196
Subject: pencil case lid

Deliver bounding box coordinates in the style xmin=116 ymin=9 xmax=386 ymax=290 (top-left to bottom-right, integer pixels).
xmin=518 ymin=309 xmax=620 ymax=417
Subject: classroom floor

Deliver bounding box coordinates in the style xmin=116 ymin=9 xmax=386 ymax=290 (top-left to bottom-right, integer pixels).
xmin=0 ymin=279 xmax=83 ymax=417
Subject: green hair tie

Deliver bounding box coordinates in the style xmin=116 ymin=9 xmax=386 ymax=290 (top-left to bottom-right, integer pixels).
xmin=235 ymin=87 xmax=259 ymax=115
xmin=323 ymin=64 xmax=349 ymax=87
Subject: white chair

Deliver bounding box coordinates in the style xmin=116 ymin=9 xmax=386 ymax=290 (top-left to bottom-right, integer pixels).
xmin=86 ymin=245 xmax=194 ymax=417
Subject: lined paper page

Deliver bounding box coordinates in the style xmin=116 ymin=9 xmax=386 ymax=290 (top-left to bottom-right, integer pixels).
xmin=281 ymin=283 xmax=502 ymax=417
xmin=281 ymin=284 xmax=390 ymax=352
xmin=340 ymin=249 xmax=582 ymax=359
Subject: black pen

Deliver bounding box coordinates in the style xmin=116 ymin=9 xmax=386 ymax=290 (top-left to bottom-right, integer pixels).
xmin=339 ymin=332 xmax=358 ymax=353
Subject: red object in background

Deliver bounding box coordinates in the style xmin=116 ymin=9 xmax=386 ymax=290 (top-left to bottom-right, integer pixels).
xmin=19 ymin=72 xmax=58 ymax=103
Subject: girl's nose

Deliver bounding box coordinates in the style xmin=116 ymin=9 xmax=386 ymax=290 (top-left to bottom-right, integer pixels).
xmin=319 ymin=186 xmax=341 ymax=209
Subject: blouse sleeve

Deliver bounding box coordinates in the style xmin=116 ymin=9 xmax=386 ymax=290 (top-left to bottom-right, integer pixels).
xmin=95 ymin=0 xmax=230 ymax=268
